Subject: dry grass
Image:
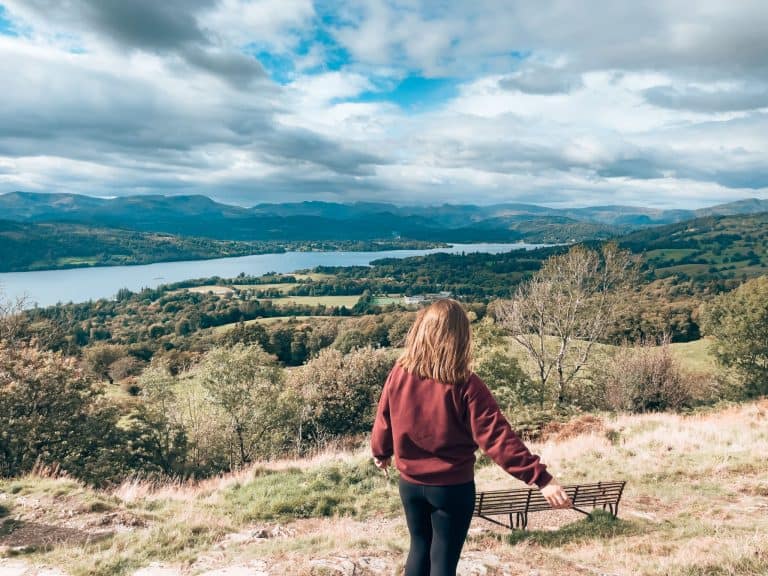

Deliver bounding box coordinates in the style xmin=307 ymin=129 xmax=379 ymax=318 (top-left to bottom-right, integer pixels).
xmin=2 ymin=402 xmax=766 ymax=575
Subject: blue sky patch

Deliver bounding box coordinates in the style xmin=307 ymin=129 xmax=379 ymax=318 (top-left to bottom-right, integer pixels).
xmin=349 ymin=75 xmax=460 ymax=111
xmin=0 ymin=4 xmax=19 ymax=37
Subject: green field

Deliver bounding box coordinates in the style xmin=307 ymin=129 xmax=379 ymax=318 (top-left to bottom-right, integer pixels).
xmin=233 ymin=283 xmax=297 ymax=293
xmin=266 ymin=295 xmax=360 ymax=308
xmin=372 ymin=294 xmax=403 ymax=306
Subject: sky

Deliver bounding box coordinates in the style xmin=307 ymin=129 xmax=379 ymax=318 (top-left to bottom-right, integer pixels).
xmin=0 ymin=1 xmax=767 ymax=208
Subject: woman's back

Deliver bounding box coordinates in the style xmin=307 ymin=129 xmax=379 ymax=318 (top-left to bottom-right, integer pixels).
xmin=372 ymin=362 xmax=552 ymax=488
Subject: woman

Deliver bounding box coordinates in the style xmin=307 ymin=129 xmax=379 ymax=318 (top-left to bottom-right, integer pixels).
xmin=371 ymin=299 xmax=570 ymax=576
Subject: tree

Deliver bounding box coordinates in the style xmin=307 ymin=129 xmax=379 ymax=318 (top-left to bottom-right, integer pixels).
xmin=0 ymin=344 xmax=125 ymax=484
xmin=134 ymin=365 xmax=188 ymax=475
xmin=83 ymin=343 xmax=126 ymax=384
xmin=700 ymin=275 xmax=768 ymax=397
xmin=496 ymin=243 xmax=638 ymax=408
xmin=0 ymin=290 xmax=28 ymax=344
xmin=197 ymin=344 xmax=284 ymax=466
xmin=288 ymin=346 xmax=392 ymax=447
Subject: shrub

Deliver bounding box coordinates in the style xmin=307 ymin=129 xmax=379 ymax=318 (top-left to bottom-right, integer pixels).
xmin=197 ymin=344 xmax=286 ymax=465
xmin=597 ymin=337 xmax=696 ymax=412
xmin=288 ymin=346 xmax=393 ymax=448
xmin=0 ymin=344 xmax=129 ymax=485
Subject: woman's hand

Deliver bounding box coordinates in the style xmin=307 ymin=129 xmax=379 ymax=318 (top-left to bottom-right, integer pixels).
xmin=373 ymin=457 xmax=391 ymax=471
xmin=540 ymin=480 xmax=572 ymax=509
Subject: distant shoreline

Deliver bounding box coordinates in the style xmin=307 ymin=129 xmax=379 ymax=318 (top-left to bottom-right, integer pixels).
xmin=0 ymin=239 xmax=452 ymax=274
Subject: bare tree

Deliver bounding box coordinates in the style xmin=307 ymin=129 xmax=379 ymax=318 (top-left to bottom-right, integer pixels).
xmin=496 ymin=243 xmax=638 ymax=408
xmin=0 ymin=288 xmax=28 ymax=345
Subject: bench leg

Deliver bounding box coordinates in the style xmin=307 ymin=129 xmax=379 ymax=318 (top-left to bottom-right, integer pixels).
xmin=514 ymin=512 xmax=528 ymax=530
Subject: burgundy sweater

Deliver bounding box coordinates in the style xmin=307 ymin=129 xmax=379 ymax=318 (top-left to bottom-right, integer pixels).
xmin=371 ymin=363 xmax=552 ymax=488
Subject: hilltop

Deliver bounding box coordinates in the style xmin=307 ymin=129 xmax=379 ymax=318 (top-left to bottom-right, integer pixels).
xmin=2 ymin=192 xmax=768 ymax=273
xmin=619 ymin=211 xmax=768 ymax=283
xmin=1 ymin=400 xmax=766 ymax=575
xmin=0 ymin=192 xmax=618 ymax=244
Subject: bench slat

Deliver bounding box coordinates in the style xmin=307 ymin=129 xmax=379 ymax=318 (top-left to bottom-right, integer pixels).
xmin=474 ymin=481 xmax=626 ymax=525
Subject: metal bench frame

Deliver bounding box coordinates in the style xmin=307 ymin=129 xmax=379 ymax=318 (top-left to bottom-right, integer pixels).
xmin=473 ymin=480 xmax=626 ymax=530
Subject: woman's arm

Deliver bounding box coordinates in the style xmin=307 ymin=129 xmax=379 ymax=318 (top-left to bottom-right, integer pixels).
xmin=370 ymin=369 xmax=394 ymax=461
xmin=464 ymin=373 xmax=551 ymax=487
xmin=464 ymin=374 xmax=571 ymax=507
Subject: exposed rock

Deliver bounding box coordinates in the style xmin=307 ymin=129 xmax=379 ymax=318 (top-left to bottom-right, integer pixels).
xmin=309 ymin=556 xmax=390 ymax=575
xmin=131 ymin=563 xmax=182 ymax=576
xmin=216 ymin=525 xmax=293 ymax=549
xmin=199 ymin=562 xmax=269 ymax=576
xmin=456 ymin=552 xmax=502 ymax=576
xmin=0 ymin=560 xmax=67 ymax=576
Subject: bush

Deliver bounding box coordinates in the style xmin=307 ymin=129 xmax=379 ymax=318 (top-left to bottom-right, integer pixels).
xmin=0 ymin=345 xmax=130 ymax=485
xmin=596 ymin=337 xmax=697 ymax=412
xmin=288 ymin=346 xmax=393 ymax=447
xmin=197 ymin=344 xmax=286 ymax=465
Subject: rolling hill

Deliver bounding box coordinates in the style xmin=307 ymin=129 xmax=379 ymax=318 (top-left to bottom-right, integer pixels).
xmin=0 ymin=191 xmax=618 ymax=243
xmin=618 ymin=212 xmax=768 ymax=283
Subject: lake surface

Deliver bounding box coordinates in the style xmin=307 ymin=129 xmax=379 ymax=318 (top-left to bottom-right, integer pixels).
xmin=0 ymin=243 xmax=550 ymax=308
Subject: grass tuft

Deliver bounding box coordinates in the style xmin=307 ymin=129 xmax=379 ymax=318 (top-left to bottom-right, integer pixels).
xmin=505 ymin=510 xmax=645 ymax=547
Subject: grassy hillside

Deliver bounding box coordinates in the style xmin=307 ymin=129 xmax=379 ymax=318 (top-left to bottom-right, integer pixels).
xmin=619 ymin=212 xmax=768 ymax=284
xmin=1 ymin=401 xmax=765 ymax=575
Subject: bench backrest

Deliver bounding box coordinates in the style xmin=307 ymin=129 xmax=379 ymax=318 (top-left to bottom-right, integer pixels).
xmin=474 ymin=481 xmax=625 ymax=516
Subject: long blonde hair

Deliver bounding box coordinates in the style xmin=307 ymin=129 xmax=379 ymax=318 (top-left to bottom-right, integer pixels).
xmin=397 ymin=298 xmax=472 ymax=385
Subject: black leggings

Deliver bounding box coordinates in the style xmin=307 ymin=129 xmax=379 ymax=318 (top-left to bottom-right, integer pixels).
xmin=398 ymin=478 xmax=476 ymax=576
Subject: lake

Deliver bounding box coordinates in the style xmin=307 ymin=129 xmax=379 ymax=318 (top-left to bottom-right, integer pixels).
xmin=0 ymin=243 xmax=550 ymax=308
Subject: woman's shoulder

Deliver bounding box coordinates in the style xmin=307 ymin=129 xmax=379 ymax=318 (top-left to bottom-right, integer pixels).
xmin=460 ymin=372 xmax=489 ymax=396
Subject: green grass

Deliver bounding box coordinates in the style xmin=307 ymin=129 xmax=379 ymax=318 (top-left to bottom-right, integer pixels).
xmin=372 ymin=295 xmax=403 ymax=306
xmin=211 ymin=315 xmax=333 ymax=333
xmin=217 ymin=461 xmax=400 ymax=523
xmin=505 ymin=509 xmax=646 ymax=547
xmin=668 ymin=338 xmax=717 ymax=372
xmin=232 ymin=283 xmax=298 ymax=293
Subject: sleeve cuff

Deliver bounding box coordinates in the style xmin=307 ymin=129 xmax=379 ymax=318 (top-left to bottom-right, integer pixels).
xmin=534 ymin=470 xmax=553 ymax=489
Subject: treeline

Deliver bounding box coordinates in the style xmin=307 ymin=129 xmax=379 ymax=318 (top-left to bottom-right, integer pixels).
xmin=0 ymin=219 xmax=445 ymax=272
xmin=3 ymin=245 xmax=768 ymax=487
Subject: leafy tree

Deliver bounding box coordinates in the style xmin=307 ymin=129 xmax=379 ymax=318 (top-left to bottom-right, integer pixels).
xmin=701 ymin=275 xmax=768 ymax=397
xmin=0 ymin=344 xmax=125 ymax=484
xmin=496 ymin=243 xmax=638 ymax=407
xmin=133 ymin=365 xmax=188 ymax=475
xmin=83 ymin=343 xmax=126 ymax=384
xmin=289 ymin=346 xmax=393 ymax=445
xmin=197 ymin=344 xmax=284 ymax=466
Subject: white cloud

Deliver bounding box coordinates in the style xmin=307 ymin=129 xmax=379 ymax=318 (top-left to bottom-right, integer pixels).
xmin=0 ymin=0 xmax=766 ymax=208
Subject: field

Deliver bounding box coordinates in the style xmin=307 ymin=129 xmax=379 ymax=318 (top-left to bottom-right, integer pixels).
xmin=211 ymin=316 xmax=334 ymax=333
xmin=269 ymin=295 xmax=360 ymax=308
xmin=1 ymin=401 xmax=766 ymax=575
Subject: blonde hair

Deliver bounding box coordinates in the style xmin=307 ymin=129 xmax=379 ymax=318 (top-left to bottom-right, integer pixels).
xmin=397 ymin=299 xmax=472 ymax=385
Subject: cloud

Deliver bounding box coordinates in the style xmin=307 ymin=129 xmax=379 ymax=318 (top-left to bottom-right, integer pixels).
xmin=499 ymin=65 xmax=583 ymax=95
xmin=3 ymin=0 xmax=268 ymax=86
xmin=643 ymin=84 xmax=768 ymax=112
xmin=0 ymin=1 xmax=767 ymax=209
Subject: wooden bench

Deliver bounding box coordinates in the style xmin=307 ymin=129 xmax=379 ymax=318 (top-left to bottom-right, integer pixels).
xmin=474 ymin=480 xmax=626 ymax=530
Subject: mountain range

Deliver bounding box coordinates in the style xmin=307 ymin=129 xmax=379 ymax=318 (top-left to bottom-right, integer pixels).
xmin=2 ymin=191 xmax=767 ymax=244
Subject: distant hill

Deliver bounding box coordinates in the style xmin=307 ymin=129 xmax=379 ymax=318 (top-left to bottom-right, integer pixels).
xmin=0 ymin=192 xmax=619 ymax=243
xmin=618 ymin=212 xmax=768 ymax=283
xmin=0 ymin=220 xmax=279 ymax=272
xmin=1 ymin=191 xmax=766 ymax=252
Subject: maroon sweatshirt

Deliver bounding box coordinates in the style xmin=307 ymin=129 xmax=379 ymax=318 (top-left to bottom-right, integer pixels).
xmin=371 ymin=362 xmax=552 ymax=488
